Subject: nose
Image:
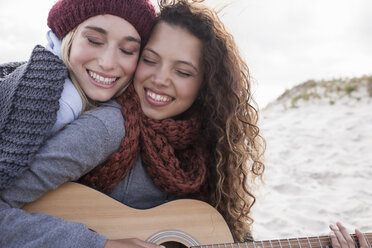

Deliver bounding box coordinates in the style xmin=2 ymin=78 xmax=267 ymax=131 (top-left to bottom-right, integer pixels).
xmin=98 ymin=47 xmax=117 ymax=71
xmin=152 ymin=65 xmax=170 ymax=87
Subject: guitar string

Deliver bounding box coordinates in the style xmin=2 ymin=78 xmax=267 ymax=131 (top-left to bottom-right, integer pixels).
xmin=202 ymin=234 xmax=372 ymax=248
xmin=306 ymin=237 xmax=311 ymax=248
xmin=296 ymin=237 xmax=302 ymax=248
xmin=365 ymin=233 xmax=371 ymax=248
xmin=316 ymin=236 xmax=323 ymax=248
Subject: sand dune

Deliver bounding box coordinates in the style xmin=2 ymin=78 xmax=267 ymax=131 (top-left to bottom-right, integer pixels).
xmin=251 ymin=76 xmax=372 ymax=241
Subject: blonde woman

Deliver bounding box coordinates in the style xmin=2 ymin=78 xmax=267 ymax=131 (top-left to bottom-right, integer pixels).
xmin=0 ymin=0 xmax=156 ymax=190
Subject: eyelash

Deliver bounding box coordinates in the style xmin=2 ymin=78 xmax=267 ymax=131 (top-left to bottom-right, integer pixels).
xmin=177 ymin=70 xmax=192 ymax=77
xmin=142 ymin=57 xmax=192 ymax=77
xmin=87 ymin=38 xmax=135 ymax=55
xmin=87 ymin=38 xmax=102 ymax=46
xmin=120 ymin=49 xmax=134 ymax=55
xmin=143 ymin=57 xmax=156 ymax=64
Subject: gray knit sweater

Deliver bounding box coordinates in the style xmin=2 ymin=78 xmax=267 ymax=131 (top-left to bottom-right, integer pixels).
xmin=0 ymin=45 xmax=67 ymax=190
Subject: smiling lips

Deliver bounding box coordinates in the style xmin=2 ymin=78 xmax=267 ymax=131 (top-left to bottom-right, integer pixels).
xmin=88 ymin=70 xmax=119 ymax=88
xmin=145 ymin=88 xmax=173 ymax=106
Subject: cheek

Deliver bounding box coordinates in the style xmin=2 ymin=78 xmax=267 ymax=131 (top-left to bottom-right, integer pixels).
xmin=69 ymin=45 xmax=96 ymax=67
xmin=133 ymin=62 xmax=150 ymax=85
xmin=119 ymin=56 xmax=139 ymax=75
xmin=178 ymin=81 xmax=201 ymax=102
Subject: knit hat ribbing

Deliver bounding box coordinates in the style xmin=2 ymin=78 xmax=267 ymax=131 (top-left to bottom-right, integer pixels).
xmin=47 ymin=0 xmax=156 ymax=46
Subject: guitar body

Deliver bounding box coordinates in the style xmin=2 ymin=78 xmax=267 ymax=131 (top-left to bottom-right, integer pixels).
xmin=23 ymin=182 xmax=234 ymax=247
xmin=22 ymin=182 xmax=372 ymax=248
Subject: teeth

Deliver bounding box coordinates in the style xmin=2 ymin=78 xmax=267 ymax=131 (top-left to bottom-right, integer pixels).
xmin=147 ymin=90 xmax=172 ymax=102
xmin=88 ymin=70 xmax=117 ymax=84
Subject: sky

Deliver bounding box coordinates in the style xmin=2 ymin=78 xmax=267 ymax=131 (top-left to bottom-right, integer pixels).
xmin=1 ymin=0 xmax=371 ymax=108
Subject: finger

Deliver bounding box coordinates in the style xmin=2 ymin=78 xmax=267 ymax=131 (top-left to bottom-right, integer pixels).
xmin=330 ymin=223 xmax=350 ymax=248
xmin=146 ymin=242 xmax=164 ymax=248
xmin=133 ymin=239 xmax=164 ymax=248
xmin=330 ymin=231 xmax=341 ymax=248
xmin=336 ymin=222 xmax=356 ymax=248
xmin=355 ymin=228 xmax=369 ymax=248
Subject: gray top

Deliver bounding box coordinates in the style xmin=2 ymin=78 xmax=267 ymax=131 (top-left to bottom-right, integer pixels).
xmin=0 ymin=100 xmax=177 ymax=248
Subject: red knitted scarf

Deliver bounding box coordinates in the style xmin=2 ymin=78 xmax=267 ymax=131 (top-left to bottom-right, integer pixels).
xmin=80 ymin=85 xmax=208 ymax=199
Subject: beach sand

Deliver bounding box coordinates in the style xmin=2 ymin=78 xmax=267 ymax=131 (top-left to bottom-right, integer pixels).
xmin=251 ymin=78 xmax=372 ymax=241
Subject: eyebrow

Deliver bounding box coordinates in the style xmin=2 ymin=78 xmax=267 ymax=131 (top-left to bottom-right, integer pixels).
xmin=84 ymin=25 xmax=141 ymax=44
xmin=144 ymin=48 xmax=199 ymax=73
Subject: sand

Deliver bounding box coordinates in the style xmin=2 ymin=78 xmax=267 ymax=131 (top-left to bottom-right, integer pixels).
xmin=251 ymin=79 xmax=372 ymax=241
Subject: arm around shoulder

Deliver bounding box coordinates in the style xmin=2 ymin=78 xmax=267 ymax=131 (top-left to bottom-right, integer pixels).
xmin=0 ymin=102 xmax=125 ymax=248
xmin=2 ymin=101 xmax=125 ymax=207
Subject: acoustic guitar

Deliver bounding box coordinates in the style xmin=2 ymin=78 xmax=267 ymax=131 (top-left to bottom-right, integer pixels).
xmin=23 ymin=182 xmax=371 ymax=248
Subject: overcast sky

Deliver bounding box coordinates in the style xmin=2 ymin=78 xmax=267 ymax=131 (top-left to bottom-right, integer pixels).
xmin=1 ymin=0 xmax=371 ymax=107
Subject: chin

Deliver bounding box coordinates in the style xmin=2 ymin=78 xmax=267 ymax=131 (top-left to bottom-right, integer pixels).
xmin=90 ymin=96 xmax=112 ymax=103
xmin=143 ymin=109 xmax=167 ymax=120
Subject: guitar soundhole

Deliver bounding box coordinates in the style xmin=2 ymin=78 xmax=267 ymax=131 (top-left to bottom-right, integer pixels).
xmin=161 ymin=241 xmax=187 ymax=248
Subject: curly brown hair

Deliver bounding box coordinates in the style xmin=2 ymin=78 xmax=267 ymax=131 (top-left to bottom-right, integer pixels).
xmin=157 ymin=0 xmax=266 ymax=242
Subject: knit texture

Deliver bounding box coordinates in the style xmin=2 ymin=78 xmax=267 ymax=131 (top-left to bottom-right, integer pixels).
xmin=47 ymin=0 xmax=156 ymax=46
xmin=0 ymin=45 xmax=68 ymax=190
xmin=80 ymin=85 xmax=208 ymax=198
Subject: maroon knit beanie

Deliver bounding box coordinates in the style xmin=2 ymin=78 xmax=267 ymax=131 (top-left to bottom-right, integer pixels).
xmin=47 ymin=0 xmax=156 ymax=46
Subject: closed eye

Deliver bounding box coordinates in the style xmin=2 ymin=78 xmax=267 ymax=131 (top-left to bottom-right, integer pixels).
xmin=120 ymin=49 xmax=134 ymax=55
xmin=87 ymin=38 xmax=103 ymax=46
xmin=176 ymin=70 xmax=192 ymax=77
xmin=143 ymin=57 xmax=156 ymax=64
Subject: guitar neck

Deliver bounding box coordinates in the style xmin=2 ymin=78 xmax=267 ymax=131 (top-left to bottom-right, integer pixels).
xmin=196 ymin=233 xmax=372 ymax=248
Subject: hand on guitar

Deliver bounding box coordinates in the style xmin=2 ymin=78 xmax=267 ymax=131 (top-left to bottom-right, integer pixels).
xmin=104 ymin=238 xmax=164 ymax=248
xmin=329 ymin=222 xmax=370 ymax=248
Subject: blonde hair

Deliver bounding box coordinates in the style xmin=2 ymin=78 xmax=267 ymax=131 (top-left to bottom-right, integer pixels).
xmin=60 ymin=29 xmax=98 ymax=112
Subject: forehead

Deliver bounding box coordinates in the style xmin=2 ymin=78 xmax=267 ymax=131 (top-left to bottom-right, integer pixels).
xmin=77 ymin=14 xmax=140 ymax=39
xmin=146 ymin=22 xmax=202 ymax=63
